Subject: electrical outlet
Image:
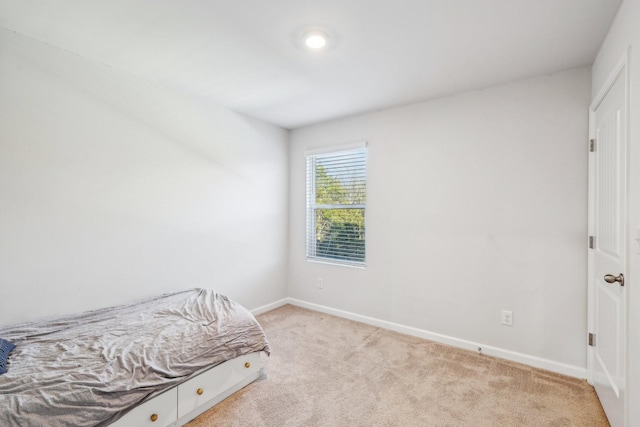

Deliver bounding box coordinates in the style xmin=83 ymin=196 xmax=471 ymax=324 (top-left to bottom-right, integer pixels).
xmin=501 ymin=310 xmax=513 ymax=326
xmin=317 ymin=278 xmax=324 ymax=289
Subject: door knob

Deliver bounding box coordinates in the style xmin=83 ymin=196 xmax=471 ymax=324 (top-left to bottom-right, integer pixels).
xmin=604 ymin=273 xmax=624 ymax=287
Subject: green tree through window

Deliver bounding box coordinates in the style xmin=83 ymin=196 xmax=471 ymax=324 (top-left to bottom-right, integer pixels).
xmin=306 ymin=148 xmax=366 ymax=265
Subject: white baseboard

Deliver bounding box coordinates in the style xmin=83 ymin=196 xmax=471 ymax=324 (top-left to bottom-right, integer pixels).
xmin=251 ymin=298 xmax=289 ymax=316
xmin=286 ymin=298 xmax=587 ymax=379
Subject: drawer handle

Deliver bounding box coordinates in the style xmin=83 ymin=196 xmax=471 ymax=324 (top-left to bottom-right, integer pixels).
xmin=245 ymin=362 xmax=251 ymax=368
xmin=197 ymin=388 xmax=204 ymax=395
xmin=150 ymin=413 xmax=159 ymax=422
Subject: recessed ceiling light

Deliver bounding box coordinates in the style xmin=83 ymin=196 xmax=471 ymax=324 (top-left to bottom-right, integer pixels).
xmin=304 ymin=31 xmax=328 ymax=50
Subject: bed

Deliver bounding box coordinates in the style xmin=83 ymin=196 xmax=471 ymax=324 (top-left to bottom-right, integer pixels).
xmin=0 ymin=288 xmax=270 ymax=426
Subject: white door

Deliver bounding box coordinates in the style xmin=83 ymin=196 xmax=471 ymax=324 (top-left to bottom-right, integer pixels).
xmin=589 ymin=65 xmax=627 ymax=427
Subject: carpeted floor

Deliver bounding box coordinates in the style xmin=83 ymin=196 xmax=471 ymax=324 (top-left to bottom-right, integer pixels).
xmin=187 ymin=305 xmax=609 ymax=426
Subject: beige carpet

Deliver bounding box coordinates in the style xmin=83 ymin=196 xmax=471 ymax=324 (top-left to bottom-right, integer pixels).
xmin=187 ymin=305 xmax=609 ymax=426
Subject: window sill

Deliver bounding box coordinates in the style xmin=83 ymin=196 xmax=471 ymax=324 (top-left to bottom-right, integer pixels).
xmin=306 ymin=257 xmax=366 ymax=269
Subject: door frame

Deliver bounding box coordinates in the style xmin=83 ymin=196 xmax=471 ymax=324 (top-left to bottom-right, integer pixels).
xmin=587 ymin=47 xmax=630 ymax=425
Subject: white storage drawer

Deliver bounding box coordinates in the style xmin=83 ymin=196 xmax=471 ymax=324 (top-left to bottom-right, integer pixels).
xmin=177 ymin=352 xmax=260 ymax=418
xmin=108 ymin=353 xmax=262 ymax=426
xmin=110 ymin=388 xmax=177 ymax=427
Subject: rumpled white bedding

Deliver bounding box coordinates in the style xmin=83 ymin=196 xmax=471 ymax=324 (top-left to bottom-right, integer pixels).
xmin=0 ymin=288 xmax=270 ymax=426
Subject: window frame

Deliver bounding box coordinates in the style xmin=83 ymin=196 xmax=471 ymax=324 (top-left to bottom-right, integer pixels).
xmin=305 ymin=143 xmax=367 ymax=268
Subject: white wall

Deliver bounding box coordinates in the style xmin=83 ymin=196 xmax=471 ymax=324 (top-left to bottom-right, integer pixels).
xmin=289 ymin=68 xmax=591 ymax=372
xmin=0 ymin=29 xmax=289 ymax=327
xmin=592 ymin=0 xmax=640 ymax=424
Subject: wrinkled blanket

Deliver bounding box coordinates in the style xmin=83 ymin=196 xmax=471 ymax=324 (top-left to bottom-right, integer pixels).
xmin=0 ymin=289 xmax=270 ymax=426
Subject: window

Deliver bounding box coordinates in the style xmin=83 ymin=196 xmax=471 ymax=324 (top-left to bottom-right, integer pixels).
xmin=306 ymin=144 xmax=367 ymax=266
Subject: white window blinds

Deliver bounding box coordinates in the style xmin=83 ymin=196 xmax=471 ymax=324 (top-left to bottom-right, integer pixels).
xmin=306 ymin=146 xmax=367 ymax=266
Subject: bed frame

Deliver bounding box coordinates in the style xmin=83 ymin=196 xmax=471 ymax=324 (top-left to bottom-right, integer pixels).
xmin=110 ymin=352 xmax=262 ymax=427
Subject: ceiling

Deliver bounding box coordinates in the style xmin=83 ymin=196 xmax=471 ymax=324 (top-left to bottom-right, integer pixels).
xmin=0 ymin=0 xmax=622 ymax=129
